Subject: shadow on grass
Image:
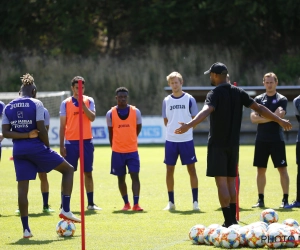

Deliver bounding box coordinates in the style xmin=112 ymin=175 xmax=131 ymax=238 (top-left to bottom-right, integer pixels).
xmin=9 ymin=235 xmax=80 ymax=245
xmin=215 ymin=207 xmax=253 ymax=212
xmin=167 ymin=210 xmax=204 ymax=215
xmin=112 ymin=210 xmax=148 ymax=214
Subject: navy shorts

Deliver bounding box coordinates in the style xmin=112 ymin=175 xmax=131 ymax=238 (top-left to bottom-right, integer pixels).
xmin=65 ymin=140 xmax=94 ymax=172
xmin=14 ymin=147 xmax=64 ymax=181
xmin=164 ymin=140 xmax=197 ymax=166
xmin=206 ymin=145 xmax=239 ymax=177
xmin=253 ymin=141 xmax=287 ymax=168
xmin=110 ymin=151 xmax=140 ymax=176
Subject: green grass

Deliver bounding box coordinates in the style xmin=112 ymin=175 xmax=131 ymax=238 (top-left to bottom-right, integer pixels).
xmin=0 ymin=145 xmax=299 ymax=250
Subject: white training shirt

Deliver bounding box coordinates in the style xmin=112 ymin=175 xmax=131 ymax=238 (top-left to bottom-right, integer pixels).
xmin=163 ymin=93 xmax=196 ymax=142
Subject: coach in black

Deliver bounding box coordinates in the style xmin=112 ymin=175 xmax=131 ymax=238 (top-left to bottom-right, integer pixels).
xmin=174 ymin=62 xmax=292 ymax=227
xmin=251 ymin=72 xmax=290 ymax=209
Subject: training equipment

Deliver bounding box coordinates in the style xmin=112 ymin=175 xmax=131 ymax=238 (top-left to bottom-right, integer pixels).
xmin=188 ymin=224 xmax=206 ymax=244
xmin=210 ymin=226 xmax=224 ymax=247
xmin=265 ymin=228 xmax=286 ymax=249
xmin=56 ymin=219 xmax=76 ymax=237
xmin=203 ymin=224 xmax=221 ymax=245
xmin=285 ymin=226 xmax=300 ymax=248
xmin=246 ymin=227 xmax=266 ymax=248
xmin=260 ymin=208 xmax=279 ymax=224
xmin=238 ymin=226 xmax=250 ymax=246
xmin=282 ymin=218 xmax=299 ymax=228
xmin=219 ymin=228 xmax=240 ymax=249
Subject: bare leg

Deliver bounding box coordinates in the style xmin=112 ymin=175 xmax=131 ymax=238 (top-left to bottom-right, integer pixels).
xmin=38 ymin=172 xmax=49 ymax=193
xmin=118 ymin=175 xmax=127 ymax=196
xmin=277 ymin=166 xmax=289 ymax=194
xmin=54 ymin=160 xmax=74 ymax=195
xmin=130 ymin=172 xmax=140 ymax=196
xmin=187 ymin=163 xmax=198 ymax=189
xmin=166 ymin=165 xmax=175 ymax=191
xmin=18 ymin=180 xmax=29 ymax=217
xmin=84 ymin=172 xmax=94 ymax=193
xmin=256 ymin=167 xmax=267 ymax=194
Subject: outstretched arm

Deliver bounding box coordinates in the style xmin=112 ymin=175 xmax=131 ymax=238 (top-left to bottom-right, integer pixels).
xmin=175 ymin=104 xmax=214 ymax=134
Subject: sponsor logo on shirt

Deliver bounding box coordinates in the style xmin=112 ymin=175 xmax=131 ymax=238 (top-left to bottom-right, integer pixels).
xmin=118 ymin=124 xmax=130 ymax=128
xmin=10 ymin=103 xmax=30 ymax=109
xmin=170 ymin=104 xmax=186 ymax=111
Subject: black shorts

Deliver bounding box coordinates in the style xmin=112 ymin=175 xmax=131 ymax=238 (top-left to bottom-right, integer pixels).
xmin=253 ymin=141 xmax=287 ymax=168
xmin=296 ymin=142 xmax=300 ymax=165
xmin=206 ymin=145 xmax=239 ymax=177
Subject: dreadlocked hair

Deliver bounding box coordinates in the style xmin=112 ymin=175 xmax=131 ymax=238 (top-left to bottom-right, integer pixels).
xmin=20 ymin=73 xmax=34 ymax=86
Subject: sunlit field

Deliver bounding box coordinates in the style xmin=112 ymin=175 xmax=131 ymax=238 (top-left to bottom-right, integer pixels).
xmin=0 ymin=145 xmax=298 ymax=250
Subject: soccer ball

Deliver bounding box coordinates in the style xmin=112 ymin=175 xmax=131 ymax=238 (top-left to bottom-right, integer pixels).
xmin=56 ymin=219 xmax=76 ymax=237
xmin=246 ymin=227 xmax=267 ymax=248
xmin=210 ymin=226 xmax=224 ymax=247
xmin=238 ymin=226 xmax=250 ymax=246
xmin=260 ymin=209 xmax=279 ymax=224
xmin=203 ymin=224 xmax=221 ymax=245
xmin=282 ymin=218 xmax=299 ymax=228
xmin=284 ymin=226 xmax=300 ymax=248
xmin=265 ymin=228 xmax=286 ymax=249
xmin=219 ymin=228 xmax=240 ymax=248
xmin=188 ymin=224 xmax=206 ymax=244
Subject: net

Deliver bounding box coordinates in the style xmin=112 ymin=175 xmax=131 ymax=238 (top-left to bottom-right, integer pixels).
xmin=0 ymin=91 xmax=71 ymax=117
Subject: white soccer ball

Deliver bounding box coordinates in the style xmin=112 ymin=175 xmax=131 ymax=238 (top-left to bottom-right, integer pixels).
xmin=265 ymin=228 xmax=286 ymax=248
xmin=284 ymin=226 xmax=300 ymax=248
xmin=260 ymin=209 xmax=279 ymax=224
xmin=249 ymin=221 xmax=268 ymax=231
xmin=267 ymin=222 xmax=284 ymax=232
xmin=238 ymin=226 xmax=250 ymax=247
xmin=188 ymin=224 xmax=206 ymax=244
xmin=219 ymin=228 xmax=240 ymax=249
xmin=56 ymin=219 xmax=76 ymax=237
xmin=203 ymin=224 xmax=221 ymax=245
xmin=282 ymin=218 xmax=299 ymax=228
xmin=210 ymin=226 xmax=224 ymax=247
xmin=246 ymin=227 xmax=267 ymax=248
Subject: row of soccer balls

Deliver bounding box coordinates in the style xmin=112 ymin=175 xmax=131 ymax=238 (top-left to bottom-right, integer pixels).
xmin=189 ymin=209 xmax=300 ymax=248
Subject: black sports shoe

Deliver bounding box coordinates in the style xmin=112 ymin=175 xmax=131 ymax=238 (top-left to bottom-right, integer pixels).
xmin=222 ymin=222 xmax=233 ymax=228
xmin=252 ymin=200 xmax=265 ymax=208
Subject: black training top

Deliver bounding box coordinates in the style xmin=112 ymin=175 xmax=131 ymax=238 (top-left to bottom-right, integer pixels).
xmin=205 ymin=83 xmax=254 ymax=147
xmin=254 ymin=92 xmax=287 ymax=142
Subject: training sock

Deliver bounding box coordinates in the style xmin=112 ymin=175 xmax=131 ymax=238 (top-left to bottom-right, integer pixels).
xmin=21 ymin=216 xmax=30 ymax=232
xmin=221 ymin=206 xmax=233 ymax=227
xmin=122 ymin=194 xmax=129 ymax=204
xmin=192 ymin=188 xmax=198 ymax=202
xmin=87 ymin=192 xmax=94 ymax=205
xmin=62 ymin=195 xmax=71 ymax=212
xmin=230 ymin=203 xmax=238 ymax=224
xmin=42 ymin=192 xmax=49 ymax=207
xmin=283 ymin=194 xmax=289 ymax=203
xmin=133 ymin=196 xmax=139 ymax=205
xmin=168 ymin=191 xmax=174 ymax=204
xmin=258 ymin=193 xmax=264 ymax=201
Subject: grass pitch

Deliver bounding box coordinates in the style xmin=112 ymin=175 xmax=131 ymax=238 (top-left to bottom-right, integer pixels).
xmin=0 ymin=145 xmax=298 ymax=249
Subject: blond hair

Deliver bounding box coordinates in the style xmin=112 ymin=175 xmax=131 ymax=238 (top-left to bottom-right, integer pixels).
xmin=166 ymin=72 xmax=183 ymax=84
xmin=20 ymin=73 xmax=34 ymax=86
xmin=263 ymin=72 xmax=278 ymax=83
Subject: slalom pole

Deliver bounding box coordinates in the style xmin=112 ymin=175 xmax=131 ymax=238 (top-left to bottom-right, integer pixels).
xmin=233 ymin=81 xmax=240 ymax=221
xmin=78 ymin=79 xmax=86 ymax=250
